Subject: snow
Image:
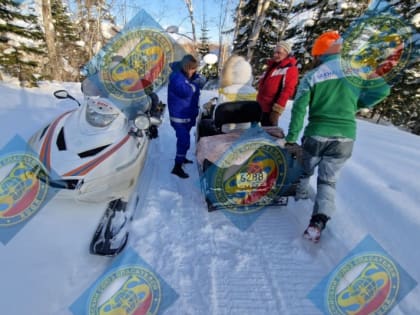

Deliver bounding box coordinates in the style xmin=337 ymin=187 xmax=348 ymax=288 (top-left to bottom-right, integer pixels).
xmin=413 ymin=13 xmax=420 ymax=27
xmin=0 ymin=81 xmax=419 ymax=315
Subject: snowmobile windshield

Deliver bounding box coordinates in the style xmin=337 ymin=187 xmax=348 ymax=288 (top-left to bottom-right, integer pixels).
xmin=86 ymin=97 xmax=120 ymax=127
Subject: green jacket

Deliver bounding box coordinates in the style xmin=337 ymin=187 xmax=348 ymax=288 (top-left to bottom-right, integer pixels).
xmin=285 ymin=54 xmax=390 ymax=143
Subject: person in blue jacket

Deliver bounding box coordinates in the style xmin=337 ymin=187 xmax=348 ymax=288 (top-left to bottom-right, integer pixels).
xmin=168 ymin=54 xmax=204 ymax=178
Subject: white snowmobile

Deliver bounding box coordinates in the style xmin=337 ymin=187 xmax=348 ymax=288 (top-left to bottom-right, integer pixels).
xmin=28 ymin=89 xmax=165 ymax=256
xmin=25 ymin=6 xmax=192 ymax=256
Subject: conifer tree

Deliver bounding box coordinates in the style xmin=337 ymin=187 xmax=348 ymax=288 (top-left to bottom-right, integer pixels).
xmin=50 ymin=0 xmax=85 ymax=81
xmin=198 ymin=16 xmax=218 ymax=80
xmin=285 ymin=0 xmax=369 ymax=72
xmin=198 ymin=18 xmax=210 ymax=58
xmin=365 ymin=0 xmax=420 ymax=134
xmin=0 ymin=0 xmax=46 ymax=86
xmin=231 ymin=0 xmax=418 ymax=134
xmin=286 ymin=0 xmax=419 ymax=134
xmin=232 ymin=0 xmax=293 ymax=79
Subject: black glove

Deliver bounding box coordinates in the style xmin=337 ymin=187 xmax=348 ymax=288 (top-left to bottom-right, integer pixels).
xmin=284 ymin=142 xmax=301 ymax=160
xmin=148 ymin=125 xmax=158 ymax=139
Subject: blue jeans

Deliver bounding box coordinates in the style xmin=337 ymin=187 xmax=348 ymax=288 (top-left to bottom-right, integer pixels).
xmin=297 ymin=136 xmax=354 ymax=218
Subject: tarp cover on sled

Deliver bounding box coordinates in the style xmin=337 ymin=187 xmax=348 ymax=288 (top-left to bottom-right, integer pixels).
xmin=195 ymin=100 xmax=304 ymax=211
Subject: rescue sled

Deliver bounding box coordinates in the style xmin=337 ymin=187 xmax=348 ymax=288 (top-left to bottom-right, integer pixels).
xmin=195 ymin=100 xmax=303 ymax=212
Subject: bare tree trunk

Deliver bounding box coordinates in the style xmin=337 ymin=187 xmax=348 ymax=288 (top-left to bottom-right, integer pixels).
xmin=95 ymin=4 xmax=104 ymax=54
xmin=246 ymin=0 xmax=271 ymax=61
xmin=42 ymin=0 xmax=62 ymax=80
xmin=233 ymin=0 xmax=245 ymax=41
xmin=86 ymin=5 xmax=94 ymax=60
xmin=217 ymin=0 xmax=233 ymax=73
xmin=184 ymin=0 xmax=197 ymax=52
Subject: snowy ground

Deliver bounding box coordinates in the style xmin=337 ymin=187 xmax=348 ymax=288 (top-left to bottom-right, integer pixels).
xmin=0 ymin=81 xmax=419 ymax=315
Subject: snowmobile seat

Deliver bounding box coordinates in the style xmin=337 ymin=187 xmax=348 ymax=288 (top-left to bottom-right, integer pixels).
xmin=214 ymin=101 xmax=262 ymax=133
xmin=197 ymin=100 xmax=263 ymax=140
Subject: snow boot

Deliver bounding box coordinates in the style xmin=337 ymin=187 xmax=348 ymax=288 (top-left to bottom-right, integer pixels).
xmin=171 ymin=163 xmax=189 ymax=178
xmin=183 ymin=157 xmax=193 ymax=164
xmin=303 ymin=213 xmax=329 ymax=243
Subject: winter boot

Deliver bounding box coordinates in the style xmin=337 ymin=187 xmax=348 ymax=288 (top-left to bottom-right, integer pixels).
xmin=171 ymin=163 xmax=189 ymax=178
xmin=183 ymin=157 xmax=194 ymax=164
xmin=303 ymin=213 xmax=329 ymax=243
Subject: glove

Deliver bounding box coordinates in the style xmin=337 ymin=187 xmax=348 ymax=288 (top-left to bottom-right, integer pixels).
xmin=156 ymin=101 xmax=166 ymax=113
xmin=284 ymin=142 xmax=300 ymax=159
xmin=192 ymin=74 xmax=206 ymax=88
xmin=269 ymin=103 xmax=285 ymax=125
xmin=272 ymin=103 xmax=285 ymax=115
xmin=148 ymin=125 xmax=158 ymax=139
xmin=269 ymin=111 xmax=280 ymax=126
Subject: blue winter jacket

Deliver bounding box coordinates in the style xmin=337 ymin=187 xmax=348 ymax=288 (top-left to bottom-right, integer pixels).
xmin=167 ymin=62 xmax=201 ymax=122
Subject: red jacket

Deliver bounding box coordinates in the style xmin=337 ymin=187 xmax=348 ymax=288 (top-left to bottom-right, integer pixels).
xmin=257 ymin=56 xmax=299 ymax=113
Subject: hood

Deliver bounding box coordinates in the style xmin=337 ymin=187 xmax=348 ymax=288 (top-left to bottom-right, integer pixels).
xmin=169 ymin=61 xmax=182 ymax=72
xmin=220 ymin=55 xmax=254 ymax=88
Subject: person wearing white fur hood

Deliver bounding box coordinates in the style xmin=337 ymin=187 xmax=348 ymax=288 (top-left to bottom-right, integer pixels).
xmin=199 ymin=54 xmax=257 ymax=137
xmin=218 ymin=54 xmax=257 ymax=103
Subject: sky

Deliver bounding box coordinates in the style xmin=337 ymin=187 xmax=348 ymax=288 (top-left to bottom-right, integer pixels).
xmin=0 ymin=80 xmax=419 ymax=314
xmin=113 ymin=0 xmax=238 ymax=42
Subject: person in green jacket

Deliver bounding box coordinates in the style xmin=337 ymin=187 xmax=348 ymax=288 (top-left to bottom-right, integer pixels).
xmin=285 ymin=30 xmax=390 ymax=242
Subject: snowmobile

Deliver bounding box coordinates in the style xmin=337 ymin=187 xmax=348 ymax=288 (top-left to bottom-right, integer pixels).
xmin=28 ymin=89 xmax=165 ymax=256
xmin=195 ymin=99 xmax=304 ymax=212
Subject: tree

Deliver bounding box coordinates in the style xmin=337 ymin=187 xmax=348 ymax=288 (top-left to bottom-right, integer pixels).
xmin=198 ymin=13 xmax=210 ymax=58
xmin=215 ymin=0 xmax=235 ymax=73
xmin=0 ymin=0 xmax=46 ymax=86
xmin=364 ymin=0 xmax=420 ymax=134
xmin=73 ymin=0 xmax=117 ymax=62
xmin=244 ymin=0 xmax=270 ymax=60
xmin=285 ymin=0 xmax=369 ymax=72
xmin=41 ymin=0 xmax=61 ymax=80
xmin=232 ymin=0 xmax=293 ymax=76
xmin=50 ymin=0 xmax=85 ymax=81
xmin=285 ymin=0 xmax=419 ymax=134
xmin=184 ymin=0 xmax=198 ymax=52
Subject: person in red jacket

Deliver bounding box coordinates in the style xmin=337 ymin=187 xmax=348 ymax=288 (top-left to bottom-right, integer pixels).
xmin=257 ymin=41 xmax=299 ymax=126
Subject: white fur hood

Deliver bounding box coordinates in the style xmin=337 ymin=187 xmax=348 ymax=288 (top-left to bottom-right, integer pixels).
xmin=220 ymin=55 xmax=254 ymax=88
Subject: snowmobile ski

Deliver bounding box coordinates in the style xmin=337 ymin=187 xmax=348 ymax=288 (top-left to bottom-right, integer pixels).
xmin=89 ymin=198 xmax=130 ymax=257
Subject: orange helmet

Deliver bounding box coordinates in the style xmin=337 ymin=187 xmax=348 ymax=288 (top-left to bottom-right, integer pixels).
xmin=311 ymin=31 xmax=342 ymax=57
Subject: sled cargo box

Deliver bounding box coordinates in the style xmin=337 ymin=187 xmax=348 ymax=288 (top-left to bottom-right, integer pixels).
xmin=195 ymin=101 xmax=303 ymax=212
